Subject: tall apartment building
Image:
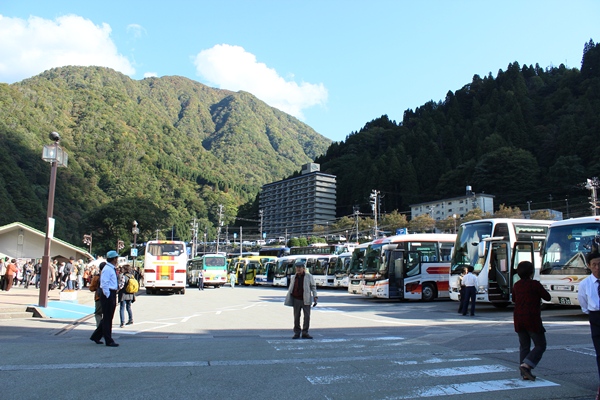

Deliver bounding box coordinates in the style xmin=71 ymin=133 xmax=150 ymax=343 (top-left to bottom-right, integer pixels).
xmin=259 ymin=163 xmax=337 ymax=238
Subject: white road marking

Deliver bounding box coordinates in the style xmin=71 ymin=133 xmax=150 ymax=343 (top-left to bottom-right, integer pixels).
xmin=394 ymin=357 xmax=481 ymax=365
xmin=306 ymin=365 xmax=512 ymax=384
xmin=386 ymin=378 xmax=560 ymax=399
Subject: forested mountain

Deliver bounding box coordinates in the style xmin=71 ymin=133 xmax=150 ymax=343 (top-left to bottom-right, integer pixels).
xmin=2 ymin=40 xmax=599 ymax=253
xmin=0 ymin=66 xmax=331 ymax=250
xmin=317 ymin=40 xmax=600 ymax=220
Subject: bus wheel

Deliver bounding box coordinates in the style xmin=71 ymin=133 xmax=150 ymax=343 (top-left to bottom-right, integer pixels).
xmin=422 ymin=284 xmax=435 ymax=302
xmin=181 ymin=288 xmax=185 ymax=295
xmin=146 ymin=289 xmax=153 ymax=295
xmin=492 ymin=302 xmax=510 ymax=308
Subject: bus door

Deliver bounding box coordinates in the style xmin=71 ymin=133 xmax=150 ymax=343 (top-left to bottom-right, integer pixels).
xmin=386 ymin=249 xmax=404 ymax=299
xmin=510 ymin=241 xmax=535 ymax=300
xmin=245 ymin=261 xmax=259 ymax=285
xmin=402 ymin=251 xmax=422 ymax=300
xmin=487 ymin=241 xmax=511 ymax=304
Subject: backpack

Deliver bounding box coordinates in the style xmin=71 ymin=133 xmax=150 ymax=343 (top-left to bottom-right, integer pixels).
xmin=125 ymin=274 xmax=139 ymax=294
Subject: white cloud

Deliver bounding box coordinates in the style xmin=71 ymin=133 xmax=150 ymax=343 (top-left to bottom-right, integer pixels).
xmin=126 ymin=23 xmax=146 ymax=39
xmin=0 ymin=14 xmax=135 ymax=83
xmin=143 ymin=72 xmax=158 ymax=78
xmin=193 ymin=44 xmax=327 ymax=120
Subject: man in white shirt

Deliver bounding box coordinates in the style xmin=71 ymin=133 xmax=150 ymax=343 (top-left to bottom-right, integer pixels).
xmin=90 ymin=250 xmax=120 ymax=347
xmin=578 ymin=251 xmax=600 ymax=400
xmin=461 ymin=266 xmax=478 ymax=316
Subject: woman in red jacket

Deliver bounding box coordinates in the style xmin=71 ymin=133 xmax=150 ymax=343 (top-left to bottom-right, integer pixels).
xmin=513 ymin=260 xmax=551 ymax=381
xmin=4 ymin=259 xmax=18 ymax=291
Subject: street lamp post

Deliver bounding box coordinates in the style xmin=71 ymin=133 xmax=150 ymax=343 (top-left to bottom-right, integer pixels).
xmin=453 ymin=214 xmax=457 ymax=233
xmin=38 ymin=132 xmax=68 ymax=308
xmin=132 ymin=221 xmax=139 ymax=269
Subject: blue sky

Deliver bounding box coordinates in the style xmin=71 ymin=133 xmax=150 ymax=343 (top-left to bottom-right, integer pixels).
xmin=1 ymin=1 xmax=599 ymax=142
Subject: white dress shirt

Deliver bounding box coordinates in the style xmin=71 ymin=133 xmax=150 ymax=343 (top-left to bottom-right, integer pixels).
xmin=462 ymin=272 xmax=478 ymax=287
xmin=578 ymin=274 xmax=600 ymax=314
xmin=100 ymin=262 xmax=118 ymax=298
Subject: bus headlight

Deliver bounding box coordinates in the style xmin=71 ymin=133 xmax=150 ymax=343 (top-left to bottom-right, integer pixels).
xmin=477 ymin=285 xmax=487 ymax=294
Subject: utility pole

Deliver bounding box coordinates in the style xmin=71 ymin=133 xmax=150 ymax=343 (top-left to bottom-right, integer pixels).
xmin=354 ymin=206 xmax=360 ymax=242
xmin=527 ymin=201 xmax=532 ymax=218
xmin=370 ymin=190 xmax=379 ymax=238
xmin=259 ymin=209 xmax=264 ymax=242
xmin=586 ymin=178 xmax=600 ymax=216
xmin=190 ymin=218 xmax=198 ymax=257
xmin=217 ymin=204 xmax=223 ymax=253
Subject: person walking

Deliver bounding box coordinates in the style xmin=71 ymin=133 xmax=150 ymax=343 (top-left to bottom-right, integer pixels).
xmin=89 ymin=262 xmax=105 ymax=328
xmin=229 ymin=272 xmax=235 ymax=288
xmin=34 ymin=259 xmax=42 ymax=289
xmin=578 ymin=251 xmax=600 ymax=399
xmin=198 ymin=270 xmax=204 ymax=290
xmin=457 ymin=266 xmax=468 ymax=313
xmin=0 ymin=257 xmax=7 ymax=290
xmin=284 ymin=260 xmax=318 ymax=339
xmin=118 ymin=264 xmax=135 ymax=328
xmin=76 ymin=259 xmax=84 ymax=290
xmin=4 ymin=259 xmax=18 ymax=291
xmin=23 ymin=260 xmax=33 ymax=288
xmin=513 ymin=260 xmax=551 ymax=381
xmin=461 ymin=266 xmax=477 ymax=316
xmin=90 ymin=250 xmax=120 ymax=347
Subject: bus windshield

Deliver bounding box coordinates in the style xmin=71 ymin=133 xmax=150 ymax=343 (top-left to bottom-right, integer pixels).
xmin=146 ymin=242 xmax=185 ymax=256
xmin=450 ymin=221 xmax=493 ymax=274
xmin=203 ymin=255 xmax=227 ymax=269
xmin=541 ymin=223 xmax=598 ymax=275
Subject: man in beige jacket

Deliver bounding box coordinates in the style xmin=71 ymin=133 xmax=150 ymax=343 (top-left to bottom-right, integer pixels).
xmin=285 ymin=261 xmax=318 ymax=339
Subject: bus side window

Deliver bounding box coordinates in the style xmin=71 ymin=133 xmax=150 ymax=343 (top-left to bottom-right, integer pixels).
xmin=406 ymin=252 xmax=420 ymax=277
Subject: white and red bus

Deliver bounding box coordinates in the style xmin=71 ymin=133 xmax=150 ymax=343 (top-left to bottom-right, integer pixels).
xmin=540 ymin=216 xmax=600 ymax=306
xmin=144 ymin=240 xmax=188 ymax=295
xmin=449 ymin=218 xmax=551 ymax=307
xmin=361 ymin=233 xmax=456 ymax=301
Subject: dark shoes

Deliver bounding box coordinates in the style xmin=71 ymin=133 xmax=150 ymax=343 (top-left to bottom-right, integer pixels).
xmin=126 ymin=321 xmax=133 ymax=325
xmin=292 ymin=334 xmax=300 ymax=339
xmin=106 ymin=342 xmax=119 ymax=347
xmin=90 ymin=338 xmax=103 ymax=345
xmin=519 ymin=365 xmax=536 ymax=381
xmin=302 ymin=334 xmax=313 ymax=339
xmin=120 ymin=324 xmax=124 ymax=328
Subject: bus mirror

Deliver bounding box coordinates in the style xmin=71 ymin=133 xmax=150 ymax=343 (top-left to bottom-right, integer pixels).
xmin=477 ymin=242 xmax=486 ymax=258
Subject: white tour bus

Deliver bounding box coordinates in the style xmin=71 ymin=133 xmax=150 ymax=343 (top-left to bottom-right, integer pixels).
xmin=144 ymin=240 xmax=188 ymax=295
xmin=361 ymin=233 xmax=456 ymax=301
xmin=333 ymin=251 xmax=352 ymax=288
xmin=449 ymin=218 xmax=551 ymax=307
xmin=540 ymin=216 xmax=599 ymax=306
xmin=273 ymin=255 xmax=307 ymax=287
xmin=348 ymin=243 xmax=370 ymax=295
xmin=310 ymin=254 xmax=338 ymax=287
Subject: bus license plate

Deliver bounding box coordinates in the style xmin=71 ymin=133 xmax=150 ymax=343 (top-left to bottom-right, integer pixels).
xmin=161 ymin=275 xmax=170 ymax=280
xmin=558 ymin=297 xmax=571 ymax=305
xmin=554 ymin=285 xmax=571 ymax=291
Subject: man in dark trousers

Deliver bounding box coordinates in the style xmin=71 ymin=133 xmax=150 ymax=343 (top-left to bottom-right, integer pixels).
xmin=284 ymin=261 xmax=318 ymax=339
xmin=90 ymin=250 xmax=120 ymax=347
xmin=461 ymin=266 xmax=477 ymax=316
xmin=578 ymin=251 xmax=600 ymax=400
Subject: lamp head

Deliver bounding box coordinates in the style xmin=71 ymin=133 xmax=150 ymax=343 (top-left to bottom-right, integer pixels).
xmin=49 ymin=131 xmax=60 ymax=142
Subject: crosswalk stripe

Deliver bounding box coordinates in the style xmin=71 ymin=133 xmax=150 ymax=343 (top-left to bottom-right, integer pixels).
xmin=388 ymin=378 xmax=560 ymax=398
xmin=306 ymin=364 xmax=511 ymax=384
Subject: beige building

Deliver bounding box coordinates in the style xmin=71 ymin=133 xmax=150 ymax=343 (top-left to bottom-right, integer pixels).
xmin=0 ymin=222 xmax=92 ymax=263
xmin=410 ymin=188 xmax=495 ymax=221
